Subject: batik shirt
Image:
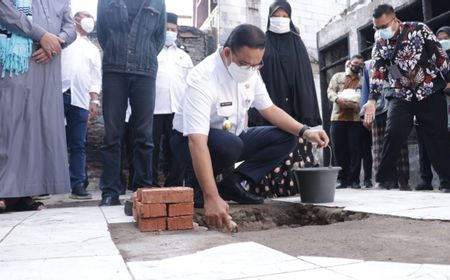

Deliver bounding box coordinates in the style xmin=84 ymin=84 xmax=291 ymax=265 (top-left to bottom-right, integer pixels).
xmin=369 ymin=22 xmax=450 ymax=102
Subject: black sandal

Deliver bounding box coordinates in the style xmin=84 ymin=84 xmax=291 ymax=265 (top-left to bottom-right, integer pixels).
xmin=13 ymin=197 xmax=45 ymax=212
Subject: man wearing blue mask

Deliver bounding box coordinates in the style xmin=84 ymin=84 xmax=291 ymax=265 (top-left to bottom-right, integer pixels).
xmin=152 ymin=12 xmax=193 ymax=188
xmin=362 ymin=4 xmax=450 ymax=192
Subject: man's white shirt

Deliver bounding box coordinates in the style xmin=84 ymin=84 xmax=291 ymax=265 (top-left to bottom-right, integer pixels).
xmin=173 ymin=49 xmax=273 ymax=136
xmin=155 ymin=44 xmax=193 ymax=114
xmin=61 ymin=34 xmax=102 ymax=110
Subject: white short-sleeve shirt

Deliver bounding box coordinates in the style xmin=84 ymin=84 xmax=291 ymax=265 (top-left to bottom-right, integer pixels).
xmin=154 ymin=44 xmax=193 ymax=114
xmin=172 ymin=49 xmax=273 ymax=136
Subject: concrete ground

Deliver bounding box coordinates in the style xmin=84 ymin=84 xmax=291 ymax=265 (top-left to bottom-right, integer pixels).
xmin=2 ymin=189 xmax=450 ymax=279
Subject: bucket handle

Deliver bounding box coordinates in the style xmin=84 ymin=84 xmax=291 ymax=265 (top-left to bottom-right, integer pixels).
xmin=325 ymin=145 xmax=334 ymax=168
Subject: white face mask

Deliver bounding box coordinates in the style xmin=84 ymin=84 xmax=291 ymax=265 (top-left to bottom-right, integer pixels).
xmin=165 ymin=31 xmax=177 ymax=46
xmin=227 ymin=53 xmax=256 ymax=83
xmin=379 ymin=25 xmax=395 ymax=40
xmin=439 ymin=39 xmax=450 ymax=51
xmin=269 ymin=17 xmax=291 ymax=34
xmin=79 ymin=17 xmax=95 ymax=34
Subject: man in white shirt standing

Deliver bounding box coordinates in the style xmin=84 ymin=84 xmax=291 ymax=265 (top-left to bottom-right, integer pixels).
xmin=171 ymin=24 xmax=329 ymax=230
xmin=61 ymin=11 xmax=102 ymax=199
xmin=153 ymin=13 xmax=193 ymax=187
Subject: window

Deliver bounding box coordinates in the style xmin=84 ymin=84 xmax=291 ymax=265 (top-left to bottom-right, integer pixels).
xmin=358 ymin=23 xmax=375 ymax=60
xmin=424 ymin=0 xmax=450 ymax=32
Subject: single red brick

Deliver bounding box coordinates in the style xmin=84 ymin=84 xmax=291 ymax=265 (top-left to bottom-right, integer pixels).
xmin=136 ymin=202 xmax=167 ymax=218
xmin=138 ymin=217 xmax=166 ymax=232
xmin=168 ymin=203 xmax=194 ymax=217
xmin=167 ymin=215 xmax=193 ymax=230
xmin=140 ymin=187 xmax=193 ymax=204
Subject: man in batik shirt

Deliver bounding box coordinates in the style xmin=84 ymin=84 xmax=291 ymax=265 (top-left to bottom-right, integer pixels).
xmin=362 ymin=4 xmax=450 ymax=192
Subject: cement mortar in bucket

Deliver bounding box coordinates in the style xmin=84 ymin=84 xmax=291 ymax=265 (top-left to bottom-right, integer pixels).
xmin=292 ymin=146 xmax=341 ymax=203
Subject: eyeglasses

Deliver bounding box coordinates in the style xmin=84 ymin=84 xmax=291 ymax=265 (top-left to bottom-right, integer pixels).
xmin=239 ymin=61 xmax=264 ymax=71
xmin=231 ymin=52 xmax=264 ymax=70
xmin=373 ymin=17 xmax=395 ymax=31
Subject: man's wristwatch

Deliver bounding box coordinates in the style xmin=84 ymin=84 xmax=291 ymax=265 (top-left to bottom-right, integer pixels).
xmin=90 ymin=100 xmax=101 ymax=106
xmin=298 ymin=125 xmax=311 ymax=139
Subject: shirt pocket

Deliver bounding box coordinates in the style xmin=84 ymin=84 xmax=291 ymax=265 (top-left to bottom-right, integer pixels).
xmin=216 ymin=101 xmax=234 ymax=117
xmin=174 ymin=56 xmax=192 ymax=77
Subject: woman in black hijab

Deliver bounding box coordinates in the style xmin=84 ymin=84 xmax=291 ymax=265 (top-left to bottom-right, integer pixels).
xmin=249 ymin=0 xmax=322 ymax=197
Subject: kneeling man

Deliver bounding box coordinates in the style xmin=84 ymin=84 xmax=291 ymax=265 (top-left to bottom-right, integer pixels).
xmin=171 ymin=24 xmax=329 ymax=230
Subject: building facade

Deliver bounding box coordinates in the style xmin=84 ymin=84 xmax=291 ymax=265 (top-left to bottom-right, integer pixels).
xmin=194 ymin=0 xmax=360 ymax=117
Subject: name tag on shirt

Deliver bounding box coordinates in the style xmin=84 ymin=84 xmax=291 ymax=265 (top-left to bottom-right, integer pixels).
xmin=220 ymin=102 xmax=232 ymax=107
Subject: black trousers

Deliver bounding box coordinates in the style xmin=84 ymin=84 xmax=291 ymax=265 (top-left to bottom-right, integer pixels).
xmin=377 ymin=93 xmax=450 ymax=188
xmin=170 ymin=127 xmax=297 ymax=186
xmin=100 ymin=73 xmax=155 ymax=199
xmin=416 ymin=123 xmax=450 ymax=187
xmin=152 ymin=114 xmax=184 ymax=186
xmin=330 ymin=121 xmax=362 ymax=184
xmin=360 ymin=124 xmax=373 ymax=182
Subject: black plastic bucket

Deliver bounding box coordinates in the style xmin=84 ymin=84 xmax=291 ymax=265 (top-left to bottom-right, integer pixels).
xmin=292 ymin=146 xmax=341 ymax=203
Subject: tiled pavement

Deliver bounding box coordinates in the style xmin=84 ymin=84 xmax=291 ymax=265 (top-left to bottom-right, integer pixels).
xmin=1 ymin=189 xmax=450 ymax=279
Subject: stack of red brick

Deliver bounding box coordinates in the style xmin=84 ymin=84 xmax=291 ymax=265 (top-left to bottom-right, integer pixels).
xmin=133 ymin=187 xmax=194 ymax=232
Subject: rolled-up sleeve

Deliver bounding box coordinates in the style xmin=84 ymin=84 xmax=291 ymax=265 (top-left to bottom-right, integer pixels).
xmin=0 ymin=0 xmax=46 ymax=41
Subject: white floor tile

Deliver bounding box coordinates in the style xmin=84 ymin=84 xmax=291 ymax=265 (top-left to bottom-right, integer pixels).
xmin=127 ymin=242 xmax=318 ymax=280
xmin=298 ymin=256 xmax=363 ymax=267
xmin=244 ymin=268 xmax=354 ymax=280
xmin=100 ymin=205 xmax=135 ymax=224
xmin=329 ymin=261 xmax=425 ymax=280
xmin=0 ymin=255 xmax=132 ymax=280
xmin=0 ymin=236 xmax=119 ymax=261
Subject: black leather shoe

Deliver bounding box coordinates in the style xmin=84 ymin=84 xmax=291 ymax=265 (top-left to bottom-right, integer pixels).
xmin=99 ymin=196 xmax=121 ymax=206
xmin=351 ymin=182 xmax=361 ymax=189
xmin=218 ymin=179 xmax=264 ymax=205
xmin=124 ymin=200 xmax=133 ymax=216
xmin=364 ymin=179 xmax=373 ymax=188
xmin=335 ymin=181 xmax=347 ymax=189
xmin=416 ymin=181 xmax=433 ymax=191
xmin=378 ymin=181 xmax=397 ymax=190
xmin=70 ymin=184 xmax=92 ymax=200
xmin=440 ymin=187 xmax=450 ymax=193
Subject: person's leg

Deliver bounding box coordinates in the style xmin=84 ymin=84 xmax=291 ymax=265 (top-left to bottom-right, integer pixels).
xmin=330 ymin=121 xmax=350 ymax=188
xmin=415 ymin=124 xmax=433 ymax=189
xmin=396 ymin=141 xmax=410 ymax=190
xmin=236 ymin=126 xmax=297 ymax=183
xmin=347 ymin=122 xmax=362 ymax=188
xmin=415 ymin=93 xmax=450 ymax=191
xmin=164 ymin=114 xmax=185 ymax=186
xmin=361 ymin=124 xmax=373 ymax=186
xmin=170 ymin=129 xmax=244 ymax=206
xmin=66 ymin=105 xmax=91 ymax=198
xmin=152 ymin=114 xmax=164 ymax=186
xmin=371 ymin=113 xmax=387 ymax=184
xmin=100 ymin=73 xmax=128 ymax=204
xmin=376 ymin=98 xmax=414 ymax=185
xmin=129 ymin=75 xmax=155 ymax=189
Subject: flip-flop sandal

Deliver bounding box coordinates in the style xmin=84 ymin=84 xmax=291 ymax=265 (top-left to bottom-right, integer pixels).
xmin=13 ymin=197 xmax=45 ymax=212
